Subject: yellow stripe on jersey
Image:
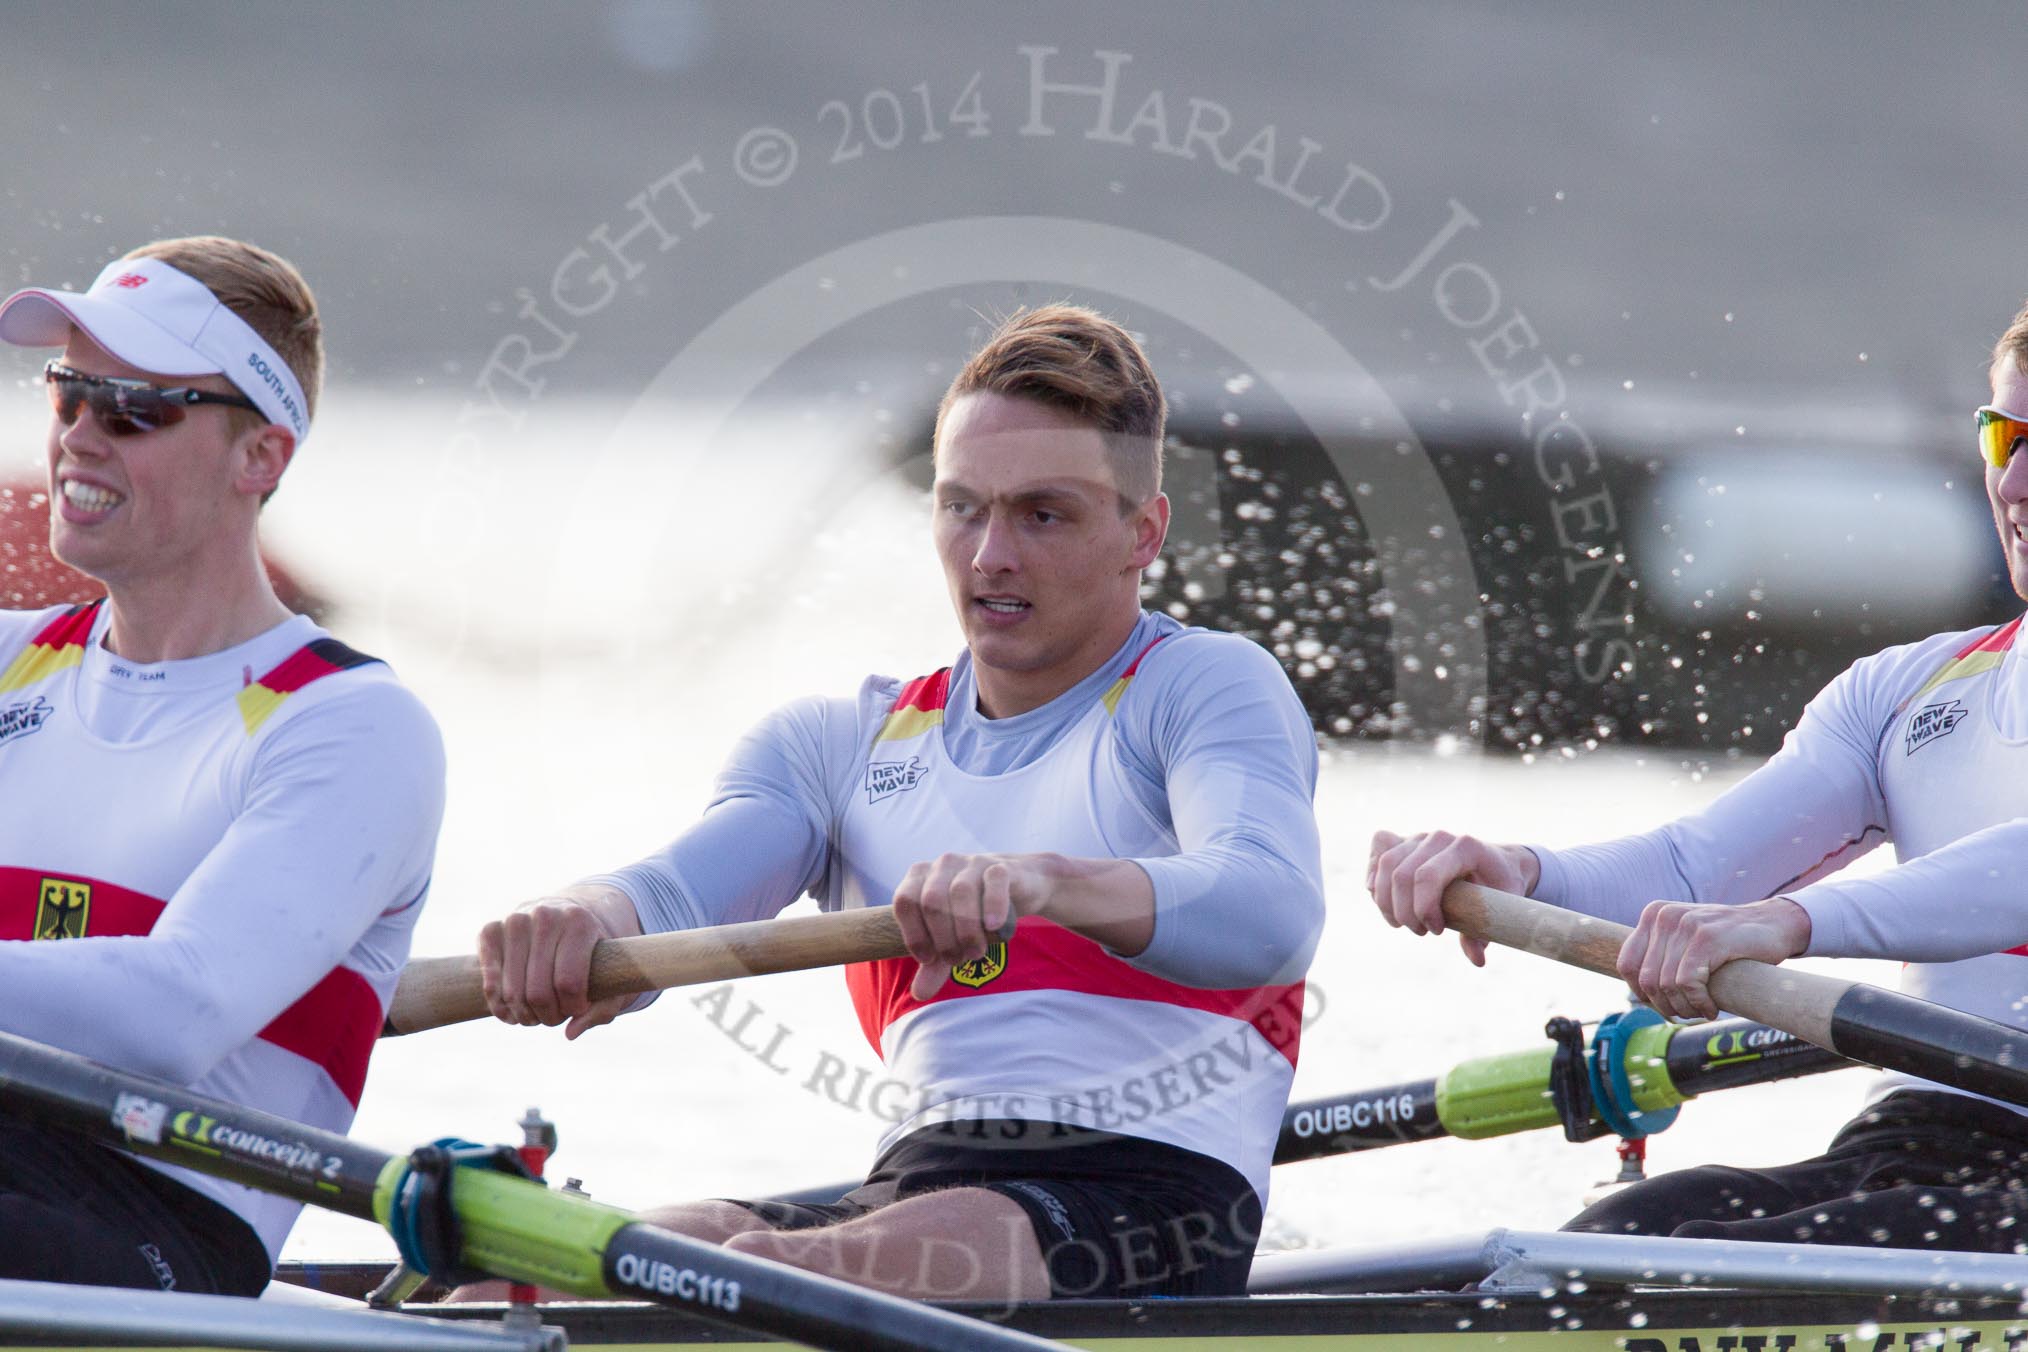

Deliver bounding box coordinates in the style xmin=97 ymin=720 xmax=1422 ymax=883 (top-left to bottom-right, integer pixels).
xmin=236 ymin=638 xmax=383 ymax=737
xmin=0 ymin=602 xmax=99 ymax=694
xmin=1909 ymin=616 xmax=2023 ymax=704
xmin=875 ymin=668 xmax=953 ymax=743
xmin=236 ymin=684 xmax=290 ymax=735
xmin=0 ymin=640 xmax=84 ymax=694
xmin=875 ymin=705 xmax=945 ymax=743
xmin=1101 ymin=633 xmax=1171 ymax=716
xmin=1910 ymin=649 xmax=2007 ymax=702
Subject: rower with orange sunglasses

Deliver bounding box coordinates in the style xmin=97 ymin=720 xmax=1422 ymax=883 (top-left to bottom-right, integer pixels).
xmin=0 ymin=240 xmax=445 ymax=1294
xmin=1977 ymin=362 xmax=2028 ymax=606
xmin=1369 ymin=300 xmax=2028 ymax=1253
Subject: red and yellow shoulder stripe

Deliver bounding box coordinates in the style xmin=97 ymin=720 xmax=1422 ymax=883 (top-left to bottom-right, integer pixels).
xmin=1908 ymin=616 xmax=2023 ymax=704
xmin=237 ymin=637 xmax=383 ymax=736
xmin=874 ymin=633 xmax=1172 ymax=741
xmin=874 ymin=668 xmax=952 ymax=744
xmin=1099 ymin=635 xmax=1169 ymax=715
xmin=0 ymin=600 xmax=102 ymax=694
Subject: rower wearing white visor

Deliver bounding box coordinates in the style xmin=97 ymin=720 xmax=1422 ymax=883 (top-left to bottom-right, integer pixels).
xmin=1369 ymin=296 xmax=2028 ymax=1254
xmin=0 ymin=238 xmax=444 ymax=1293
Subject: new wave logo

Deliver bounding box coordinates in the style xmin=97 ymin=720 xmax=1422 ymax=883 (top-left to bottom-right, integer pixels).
xmin=1905 ymin=699 xmax=1969 ymax=755
xmin=0 ymin=696 xmax=53 ymax=747
xmin=865 ymin=756 xmax=928 ymax=803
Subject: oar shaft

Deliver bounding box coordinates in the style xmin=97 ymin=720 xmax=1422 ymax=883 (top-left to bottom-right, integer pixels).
xmin=1276 ymin=1076 xmax=1444 ymax=1164
xmin=599 ymin=1223 xmax=1060 ymax=1351
xmin=1444 ymin=882 xmax=2028 ymax=1109
xmin=444 ymin=1171 xmax=1060 ymax=1351
xmin=1663 ymin=1018 xmax=1845 ymax=1096
xmin=1272 ymin=1016 xmax=1849 ymax=1166
xmin=0 ymin=1031 xmax=1058 ymax=1351
xmin=386 ymin=908 xmax=910 ymax=1036
xmin=0 ymin=1029 xmax=390 ymax=1222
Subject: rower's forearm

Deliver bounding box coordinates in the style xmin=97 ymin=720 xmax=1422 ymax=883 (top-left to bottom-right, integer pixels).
xmin=1036 ymin=855 xmax=1156 ymax=957
xmin=558 ymin=882 xmax=646 ymax=941
xmin=1792 ymin=818 xmax=2028 ymax=961
xmin=587 ymin=792 xmax=828 ymax=935
xmin=1534 ymin=718 xmax=1890 ymax=924
xmin=1134 ymin=848 xmax=1322 ymax=987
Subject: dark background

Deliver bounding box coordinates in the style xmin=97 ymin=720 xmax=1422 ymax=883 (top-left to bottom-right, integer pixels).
xmin=4 ymin=1 xmax=2023 ymax=751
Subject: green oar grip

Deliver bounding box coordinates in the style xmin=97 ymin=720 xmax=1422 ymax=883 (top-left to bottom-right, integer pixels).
xmin=1620 ymin=1017 xmax=1687 ymax=1114
xmin=1433 ymin=1046 xmax=1559 ymax=1138
xmin=372 ymin=1157 xmax=632 ymax=1296
xmin=1432 ymin=1019 xmax=1689 ymax=1140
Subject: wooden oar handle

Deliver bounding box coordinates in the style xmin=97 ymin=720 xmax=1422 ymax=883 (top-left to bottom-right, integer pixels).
xmin=384 ymin=907 xmax=911 ymax=1037
xmin=1442 ymin=882 xmax=1841 ymax=1051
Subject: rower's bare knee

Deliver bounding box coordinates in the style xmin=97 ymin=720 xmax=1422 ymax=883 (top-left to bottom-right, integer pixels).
xmin=723 ymin=1187 xmax=1048 ymax=1301
xmin=723 ymin=1224 xmax=896 ymax=1288
xmin=636 ymin=1198 xmax=771 ymax=1244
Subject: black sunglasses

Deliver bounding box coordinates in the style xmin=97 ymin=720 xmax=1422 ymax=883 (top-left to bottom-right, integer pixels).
xmin=43 ymin=360 xmax=262 ymax=437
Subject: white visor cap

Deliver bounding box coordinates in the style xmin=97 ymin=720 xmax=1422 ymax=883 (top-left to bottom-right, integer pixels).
xmin=0 ymin=257 xmax=311 ymax=442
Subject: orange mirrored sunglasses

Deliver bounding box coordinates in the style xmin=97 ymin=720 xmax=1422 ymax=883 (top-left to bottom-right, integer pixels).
xmin=1977 ymin=406 xmax=2028 ymax=470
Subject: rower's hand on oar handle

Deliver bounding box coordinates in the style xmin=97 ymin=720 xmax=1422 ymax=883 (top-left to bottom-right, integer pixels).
xmin=1367 ymin=829 xmax=1542 ymax=967
xmin=478 ymin=883 xmax=645 ymax=1040
xmin=892 ymin=852 xmax=1050 ymax=1002
xmin=1617 ymin=896 xmax=1815 ymax=1022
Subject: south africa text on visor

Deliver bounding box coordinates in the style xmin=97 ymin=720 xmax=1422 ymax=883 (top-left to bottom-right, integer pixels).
xmin=0 ymin=258 xmax=311 ymax=443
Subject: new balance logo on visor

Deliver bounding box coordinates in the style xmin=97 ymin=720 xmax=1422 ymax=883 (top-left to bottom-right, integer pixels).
xmin=111 ymin=274 xmax=148 ymax=289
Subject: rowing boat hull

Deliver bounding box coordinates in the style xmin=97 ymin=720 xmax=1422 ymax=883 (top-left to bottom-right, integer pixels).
xmin=265 ymin=1268 xmax=2028 ymax=1350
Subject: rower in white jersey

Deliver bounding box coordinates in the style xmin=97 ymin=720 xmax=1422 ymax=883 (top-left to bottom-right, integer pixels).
xmin=0 ymin=239 xmax=445 ymax=1293
xmin=474 ymin=304 xmax=1324 ymax=1302
xmin=1368 ymin=297 xmax=2028 ymax=1252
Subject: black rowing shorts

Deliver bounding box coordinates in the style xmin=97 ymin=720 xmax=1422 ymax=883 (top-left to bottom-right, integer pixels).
xmin=1565 ymin=1090 xmax=2028 ymax=1251
xmin=0 ymin=1113 xmax=270 ymax=1294
xmin=731 ymin=1118 xmax=1262 ymax=1297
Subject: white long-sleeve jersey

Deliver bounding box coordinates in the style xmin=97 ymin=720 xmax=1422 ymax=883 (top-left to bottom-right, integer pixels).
xmin=1534 ymin=613 xmax=2028 ymax=1109
xmin=0 ymin=601 xmax=445 ymax=1260
xmin=596 ymin=612 xmax=1326 ymax=1202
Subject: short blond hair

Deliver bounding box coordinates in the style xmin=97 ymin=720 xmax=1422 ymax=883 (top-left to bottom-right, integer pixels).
xmin=124 ymin=236 xmax=323 ymax=432
xmin=1993 ymin=296 xmax=2028 ymax=382
xmin=935 ymin=304 xmax=1166 ymax=506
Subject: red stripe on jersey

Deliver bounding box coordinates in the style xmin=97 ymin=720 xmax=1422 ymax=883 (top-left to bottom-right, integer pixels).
xmin=1951 ymin=616 xmax=2023 ymax=661
xmin=846 ymin=914 xmax=1304 ymax=1065
xmin=255 ymin=646 xmax=344 ymax=696
xmin=0 ymin=868 xmax=164 ymax=941
xmin=239 ymin=638 xmax=384 ymax=736
xmin=885 ymin=635 xmax=1159 ymax=727
xmin=255 ymin=964 xmax=380 ymax=1106
xmin=1120 ymin=635 xmax=1168 ymax=676
xmin=28 ymin=599 xmax=102 ymax=650
xmin=891 ymin=668 xmax=953 ymax=715
xmin=255 ymin=637 xmax=378 ymax=696
xmin=0 ymin=866 xmax=381 ymax=1105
